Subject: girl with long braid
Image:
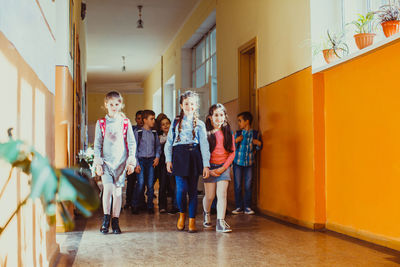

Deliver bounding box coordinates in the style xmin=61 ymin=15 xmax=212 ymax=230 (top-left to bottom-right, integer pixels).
xmin=164 ymin=91 xmax=210 ymax=233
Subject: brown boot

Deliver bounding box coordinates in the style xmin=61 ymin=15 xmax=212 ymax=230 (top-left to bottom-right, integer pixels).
xmin=188 ymin=218 xmax=197 ymax=233
xmin=177 ymin=212 xmax=185 ymax=231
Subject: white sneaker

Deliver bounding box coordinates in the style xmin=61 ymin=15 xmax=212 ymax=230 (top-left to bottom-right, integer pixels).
xmin=216 ymin=219 xmax=232 ymax=233
xmin=244 ymin=208 xmax=255 ymax=215
xmin=232 ymin=208 xmax=244 ymax=215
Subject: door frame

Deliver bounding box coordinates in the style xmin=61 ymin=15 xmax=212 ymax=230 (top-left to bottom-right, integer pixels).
xmin=238 ymin=37 xmax=261 ymax=209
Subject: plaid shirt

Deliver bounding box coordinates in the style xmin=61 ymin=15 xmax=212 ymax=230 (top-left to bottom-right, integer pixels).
xmin=233 ymin=129 xmax=261 ymax=166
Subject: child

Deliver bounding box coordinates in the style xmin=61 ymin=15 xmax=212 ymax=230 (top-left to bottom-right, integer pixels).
xmin=158 ymin=116 xmax=178 ymax=214
xmin=232 ymin=111 xmax=262 ymax=215
xmin=125 ymin=110 xmax=144 ymax=210
xmin=93 ymin=91 xmax=136 ymax=234
xmin=203 ymin=104 xmax=235 ymax=233
xmin=132 ymin=110 xmax=161 ymax=214
xmin=165 ymin=91 xmax=210 ymax=233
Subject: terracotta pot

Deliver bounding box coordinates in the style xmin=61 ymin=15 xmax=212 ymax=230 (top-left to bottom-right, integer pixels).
xmin=322 ymin=49 xmax=338 ymax=64
xmin=354 ymin=33 xmax=376 ymax=50
xmin=381 ymin=20 xmax=400 ymax=37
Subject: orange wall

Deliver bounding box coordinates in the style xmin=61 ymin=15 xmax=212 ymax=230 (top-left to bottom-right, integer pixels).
xmin=258 ymin=68 xmax=316 ymax=228
xmin=55 ymin=66 xmax=74 ymax=168
xmin=321 ymin=39 xmax=400 ymax=250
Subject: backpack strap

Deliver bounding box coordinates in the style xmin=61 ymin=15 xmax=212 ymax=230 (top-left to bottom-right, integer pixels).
xmin=151 ymin=130 xmax=158 ymax=154
xmin=123 ymin=118 xmax=129 ymax=151
xmin=99 ymin=118 xmax=106 ymax=138
xmin=172 ymin=118 xmax=179 ymax=142
xmin=137 ymin=129 xmax=143 ymax=149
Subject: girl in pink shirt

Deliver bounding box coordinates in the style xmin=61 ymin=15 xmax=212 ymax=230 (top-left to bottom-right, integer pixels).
xmin=203 ymin=104 xmax=235 ymax=233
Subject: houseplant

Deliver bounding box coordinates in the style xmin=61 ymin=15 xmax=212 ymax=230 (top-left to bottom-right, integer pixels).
xmin=350 ymin=12 xmax=376 ymax=49
xmin=0 ymin=136 xmax=100 ymax=236
xmin=313 ymin=30 xmax=349 ymax=64
xmin=376 ymin=0 xmax=400 ymax=37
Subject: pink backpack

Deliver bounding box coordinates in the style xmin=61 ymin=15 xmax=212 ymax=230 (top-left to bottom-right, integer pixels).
xmin=98 ymin=118 xmax=129 ymax=150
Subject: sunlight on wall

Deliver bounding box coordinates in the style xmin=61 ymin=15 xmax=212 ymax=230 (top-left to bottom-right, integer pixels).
xmin=35 ymin=88 xmax=46 ymax=155
xmin=20 ymin=79 xmax=33 ymax=144
xmin=0 ymin=50 xmax=18 ymax=141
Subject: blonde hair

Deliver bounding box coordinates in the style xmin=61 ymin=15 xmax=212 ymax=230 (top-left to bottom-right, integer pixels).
xmin=104 ymin=91 xmax=126 ymax=117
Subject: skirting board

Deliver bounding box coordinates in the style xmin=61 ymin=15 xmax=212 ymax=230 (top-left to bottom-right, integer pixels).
xmin=326 ymin=222 xmax=400 ymax=251
xmin=257 ymin=207 xmax=322 ymax=230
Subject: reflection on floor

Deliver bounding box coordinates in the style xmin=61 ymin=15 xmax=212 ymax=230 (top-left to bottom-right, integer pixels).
xmin=56 ymin=201 xmax=400 ymax=267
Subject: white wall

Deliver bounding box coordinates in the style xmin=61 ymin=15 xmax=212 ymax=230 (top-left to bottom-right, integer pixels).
xmin=56 ymin=0 xmax=74 ymax=76
xmin=0 ymin=0 xmax=56 ymax=94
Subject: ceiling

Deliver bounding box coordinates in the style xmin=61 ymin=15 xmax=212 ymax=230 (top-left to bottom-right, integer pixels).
xmin=86 ymin=0 xmax=200 ymax=92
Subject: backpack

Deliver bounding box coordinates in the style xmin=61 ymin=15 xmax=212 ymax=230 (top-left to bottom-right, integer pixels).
xmin=235 ymin=129 xmax=260 ymax=151
xmin=98 ymin=117 xmax=129 ymax=150
xmin=136 ymin=128 xmax=158 ymax=153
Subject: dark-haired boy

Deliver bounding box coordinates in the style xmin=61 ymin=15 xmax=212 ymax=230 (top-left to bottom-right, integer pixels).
xmin=125 ymin=110 xmax=144 ymax=210
xmin=132 ymin=110 xmax=161 ymax=214
xmin=232 ymin=111 xmax=262 ymax=215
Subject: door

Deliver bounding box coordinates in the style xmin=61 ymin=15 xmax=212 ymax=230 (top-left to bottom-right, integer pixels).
xmin=238 ymin=38 xmax=260 ymax=209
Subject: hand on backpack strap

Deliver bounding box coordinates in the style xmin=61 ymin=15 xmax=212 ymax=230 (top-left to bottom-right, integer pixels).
xmin=95 ymin=165 xmax=103 ymax=176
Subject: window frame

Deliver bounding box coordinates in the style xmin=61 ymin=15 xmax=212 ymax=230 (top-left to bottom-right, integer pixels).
xmin=191 ymin=26 xmax=216 ymax=89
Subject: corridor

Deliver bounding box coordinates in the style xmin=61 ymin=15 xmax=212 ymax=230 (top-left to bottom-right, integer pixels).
xmin=55 ymin=203 xmax=400 ymax=266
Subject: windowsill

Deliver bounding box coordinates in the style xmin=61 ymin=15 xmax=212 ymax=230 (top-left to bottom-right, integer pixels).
xmin=312 ymin=32 xmax=400 ymax=74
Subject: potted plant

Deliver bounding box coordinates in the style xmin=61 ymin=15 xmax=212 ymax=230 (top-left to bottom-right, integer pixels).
xmin=350 ymin=12 xmax=376 ymax=49
xmin=376 ymin=0 xmax=400 ymax=37
xmin=313 ymin=30 xmax=349 ymax=64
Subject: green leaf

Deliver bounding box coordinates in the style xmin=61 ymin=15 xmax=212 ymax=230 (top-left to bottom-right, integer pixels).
xmin=30 ymin=152 xmax=58 ymax=205
xmin=0 ymin=140 xmax=24 ymax=164
xmin=46 ymin=203 xmax=56 ymax=215
xmin=58 ymin=175 xmax=78 ymax=202
xmin=60 ymin=168 xmax=100 ymax=212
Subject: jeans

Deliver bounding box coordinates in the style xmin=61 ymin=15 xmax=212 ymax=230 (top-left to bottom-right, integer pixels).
xmin=233 ymin=163 xmax=253 ymax=209
xmin=175 ymin=175 xmax=199 ymax=218
xmin=126 ymin=173 xmax=136 ymax=206
xmin=133 ymin=157 xmax=155 ymax=209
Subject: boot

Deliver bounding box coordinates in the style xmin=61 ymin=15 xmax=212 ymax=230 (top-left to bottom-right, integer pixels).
xmin=177 ymin=212 xmax=185 ymax=231
xmin=100 ymin=214 xmax=111 ymax=234
xmin=188 ymin=218 xmax=197 ymax=233
xmin=216 ymin=219 xmax=232 ymax=233
xmin=111 ymin=217 xmax=121 ymax=234
xmin=203 ymin=211 xmax=212 ymax=228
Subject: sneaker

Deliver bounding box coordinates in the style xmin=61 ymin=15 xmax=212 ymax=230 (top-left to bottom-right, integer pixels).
xmin=232 ymin=208 xmax=244 ymax=215
xmin=244 ymin=208 xmax=255 ymax=215
xmin=203 ymin=211 xmax=212 ymax=228
xmin=216 ymin=219 xmax=232 ymax=233
xmin=159 ymin=208 xmax=167 ymax=213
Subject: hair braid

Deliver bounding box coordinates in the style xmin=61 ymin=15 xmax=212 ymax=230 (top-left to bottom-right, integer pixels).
xmin=192 ymin=112 xmax=198 ymax=140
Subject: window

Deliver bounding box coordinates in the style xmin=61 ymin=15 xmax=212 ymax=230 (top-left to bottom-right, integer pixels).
xmin=311 ymin=0 xmax=389 ymax=69
xmin=191 ymin=27 xmax=217 ymax=104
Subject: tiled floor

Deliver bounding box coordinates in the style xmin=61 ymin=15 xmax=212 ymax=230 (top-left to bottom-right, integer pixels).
xmin=56 ymin=202 xmax=400 ymax=267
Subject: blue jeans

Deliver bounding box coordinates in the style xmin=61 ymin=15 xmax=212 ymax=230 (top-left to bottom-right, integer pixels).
xmin=175 ymin=175 xmax=199 ymax=218
xmin=233 ymin=164 xmax=253 ymax=209
xmin=133 ymin=157 xmax=155 ymax=209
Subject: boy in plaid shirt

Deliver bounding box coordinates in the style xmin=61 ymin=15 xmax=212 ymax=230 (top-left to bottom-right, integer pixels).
xmin=232 ymin=111 xmax=262 ymax=215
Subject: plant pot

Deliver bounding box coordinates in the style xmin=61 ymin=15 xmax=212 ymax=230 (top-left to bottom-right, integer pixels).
xmin=354 ymin=33 xmax=376 ymax=49
xmin=381 ymin=20 xmax=400 ymax=37
xmin=322 ymin=49 xmax=338 ymax=64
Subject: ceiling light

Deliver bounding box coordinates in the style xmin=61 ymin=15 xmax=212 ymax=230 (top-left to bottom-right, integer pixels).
xmin=137 ymin=5 xmax=143 ymax=29
xmin=122 ymin=56 xmax=126 ymax=72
